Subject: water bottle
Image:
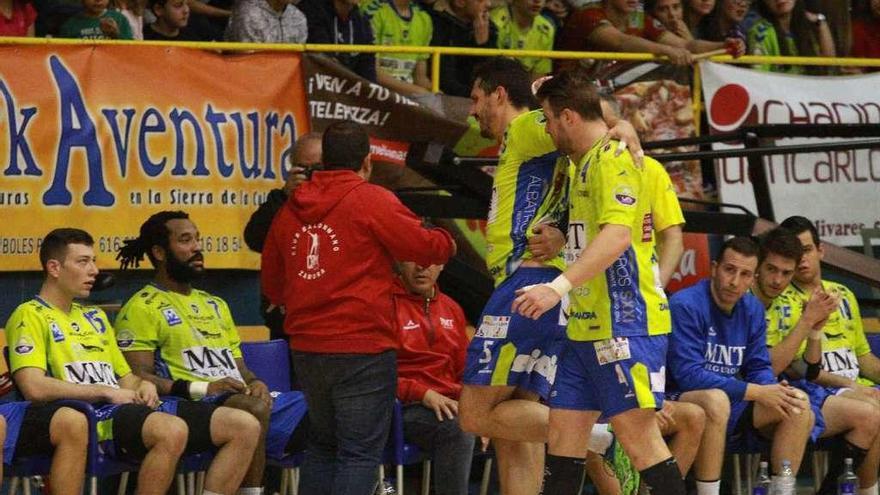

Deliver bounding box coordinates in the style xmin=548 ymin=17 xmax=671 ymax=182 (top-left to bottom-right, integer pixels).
xmin=838 ymin=458 xmax=858 ymax=495
xmin=753 ymin=461 xmax=771 ymax=495
xmin=772 ymin=460 xmax=796 ymax=495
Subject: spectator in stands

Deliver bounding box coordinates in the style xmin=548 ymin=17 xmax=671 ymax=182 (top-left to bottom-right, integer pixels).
xmin=428 ymin=0 xmax=496 ymax=97
xmin=362 ymin=0 xmax=434 ymax=97
xmin=110 ymin=0 xmax=144 ymax=38
xmin=748 ymin=0 xmax=835 ymax=74
xmin=144 ymin=0 xmax=201 ymax=39
xmin=59 ymin=0 xmax=134 ymax=39
xmin=298 ymin=0 xmax=377 ymax=82
xmin=7 ymin=227 xmax=259 ymax=495
xmin=115 ymin=211 xmax=309 ymax=495
xmin=556 ymin=0 xmax=743 ymax=69
xmin=261 ymin=122 xmax=456 ymax=495
xmin=186 ymin=0 xmax=230 ymax=41
xmin=393 ymin=261 xmax=474 ymax=495
xmin=646 ymin=0 xmax=693 ymax=40
xmin=701 ymin=0 xmax=748 ymax=42
xmin=778 ymin=216 xmax=880 ymax=396
xmin=225 ymin=0 xmax=307 ymax=42
xmin=667 ymin=236 xmax=814 ymax=489
xmin=541 ymin=0 xmax=568 ymax=32
xmin=683 ymin=0 xmax=713 ymax=37
xmin=489 ymin=0 xmax=555 ymax=78
xmin=755 ymin=227 xmax=880 ymax=495
xmin=0 ymin=0 xmax=36 ymax=36
xmin=244 ymin=133 xmax=322 ymax=340
xmin=851 ymin=0 xmax=880 ymax=60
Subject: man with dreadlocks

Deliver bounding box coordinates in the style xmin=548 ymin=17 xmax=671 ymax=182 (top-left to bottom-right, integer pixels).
xmin=115 ymin=211 xmax=310 ymax=495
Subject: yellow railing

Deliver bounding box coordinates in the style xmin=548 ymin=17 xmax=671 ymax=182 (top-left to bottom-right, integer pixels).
xmin=5 ymin=36 xmax=880 ymax=135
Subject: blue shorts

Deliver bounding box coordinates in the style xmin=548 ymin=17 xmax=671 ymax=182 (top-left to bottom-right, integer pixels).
xmin=462 ymin=267 xmax=567 ymax=399
xmin=550 ymin=335 xmax=668 ymax=419
xmin=0 ymin=401 xmax=29 ymax=462
xmin=790 ymin=379 xmax=829 ymax=442
xmin=203 ymin=390 xmax=308 ymax=459
xmin=726 ymin=381 xmax=828 ymax=447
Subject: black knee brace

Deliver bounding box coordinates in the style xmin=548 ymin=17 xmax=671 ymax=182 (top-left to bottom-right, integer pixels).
xmin=640 ymin=457 xmax=686 ymax=495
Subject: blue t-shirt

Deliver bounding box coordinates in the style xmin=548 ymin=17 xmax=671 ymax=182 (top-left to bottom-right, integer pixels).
xmin=667 ymin=279 xmax=776 ymax=401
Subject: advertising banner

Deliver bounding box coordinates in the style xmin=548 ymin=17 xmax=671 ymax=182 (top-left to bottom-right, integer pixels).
xmin=0 ymin=44 xmax=310 ymax=270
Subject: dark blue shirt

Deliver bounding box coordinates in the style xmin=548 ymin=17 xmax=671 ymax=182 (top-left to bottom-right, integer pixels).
xmin=667 ymin=279 xmax=777 ymax=402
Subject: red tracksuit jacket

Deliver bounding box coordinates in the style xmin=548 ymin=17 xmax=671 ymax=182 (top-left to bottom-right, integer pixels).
xmin=261 ymin=170 xmax=455 ymax=354
xmin=392 ymin=280 xmax=469 ymax=403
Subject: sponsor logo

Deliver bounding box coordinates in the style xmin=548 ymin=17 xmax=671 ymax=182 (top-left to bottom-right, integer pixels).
xmin=569 ymin=310 xmax=597 ymax=320
xmin=70 ymin=322 xmax=81 ymax=333
xmin=475 ymin=315 xmax=510 ymax=339
xmin=14 ymin=336 xmax=35 ymax=355
xmin=403 ymin=320 xmax=420 ymax=331
xmin=510 ymin=349 xmax=558 ymax=384
xmin=708 ymin=326 xmax=717 ymax=336
xmin=704 ymin=343 xmax=745 ymax=367
xmin=822 ymin=348 xmax=859 ymax=380
xmin=191 ymin=304 xmax=200 ymax=314
xmin=291 ymin=223 xmax=341 ymax=281
xmin=613 ymin=185 xmax=636 ymax=206
xmin=50 ymin=322 xmax=65 ymax=342
xmin=72 ymin=342 xmax=105 ymax=354
xmin=594 ymin=338 xmax=631 ymax=365
xmin=63 ymin=361 xmax=118 ymax=387
xmin=565 ymin=221 xmax=587 ymax=265
xmin=162 ymin=308 xmax=182 ymax=326
xmin=116 ymin=329 xmax=135 ymax=349
xmin=641 ymin=213 xmax=653 ymax=242
xmin=439 ymin=317 xmax=454 ymax=329
xmin=181 ymin=346 xmax=243 ymax=380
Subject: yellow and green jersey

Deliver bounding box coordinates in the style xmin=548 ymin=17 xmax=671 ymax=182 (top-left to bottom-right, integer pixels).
xmin=764 ymin=285 xmax=803 ymax=350
xmin=362 ymin=0 xmax=432 ymax=83
xmin=784 ymin=280 xmax=875 ymax=386
xmin=489 ymin=6 xmax=555 ymax=77
xmin=643 ymin=157 xmax=684 ymax=240
xmin=5 ymin=298 xmax=130 ymax=388
xmin=485 ymin=110 xmax=568 ymax=286
xmin=114 ymin=284 xmax=244 ymax=383
xmin=565 ymin=140 xmax=670 ymax=341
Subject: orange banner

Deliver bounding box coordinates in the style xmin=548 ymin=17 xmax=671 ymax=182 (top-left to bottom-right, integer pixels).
xmin=0 ymin=44 xmax=309 ymax=270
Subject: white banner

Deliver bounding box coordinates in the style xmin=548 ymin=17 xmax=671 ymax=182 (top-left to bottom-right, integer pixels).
xmin=700 ymin=62 xmax=880 ymax=246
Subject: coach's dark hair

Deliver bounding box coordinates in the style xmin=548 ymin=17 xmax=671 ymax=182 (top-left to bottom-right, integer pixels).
xmin=40 ymin=228 xmax=94 ymax=273
xmin=779 ymin=215 xmax=820 ymax=246
xmin=117 ymin=211 xmax=189 ymax=270
xmin=758 ymin=227 xmax=804 ymax=265
xmin=321 ymin=122 xmax=370 ymax=171
xmin=715 ymin=236 xmax=759 ymax=263
xmin=535 ymin=69 xmax=603 ymax=121
xmin=472 ymin=57 xmax=535 ymax=110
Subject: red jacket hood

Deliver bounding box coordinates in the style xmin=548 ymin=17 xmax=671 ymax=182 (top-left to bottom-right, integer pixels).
xmin=288 ymin=170 xmax=364 ymax=224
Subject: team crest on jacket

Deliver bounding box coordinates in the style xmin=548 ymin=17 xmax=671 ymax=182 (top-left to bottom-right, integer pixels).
xmin=291 ymin=223 xmax=341 ymax=280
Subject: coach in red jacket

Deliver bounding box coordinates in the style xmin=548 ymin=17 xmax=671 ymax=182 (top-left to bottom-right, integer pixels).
xmin=394 ymin=261 xmax=475 ymax=495
xmin=262 ymin=122 xmax=456 ymax=495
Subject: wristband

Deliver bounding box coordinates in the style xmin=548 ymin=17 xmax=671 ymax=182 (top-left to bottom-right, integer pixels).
xmin=805 ymin=360 xmax=822 ymax=381
xmin=170 ymin=379 xmax=191 ymax=399
xmin=188 ymin=381 xmax=210 ymax=400
xmin=545 ymin=274 xmax=573 ymax=298
xmin=808 ymin=330 xmax=823 ymax=340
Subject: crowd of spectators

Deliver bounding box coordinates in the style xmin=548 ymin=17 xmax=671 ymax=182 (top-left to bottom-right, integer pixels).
xmin=4 ymin=0 xmax=880 ymax=75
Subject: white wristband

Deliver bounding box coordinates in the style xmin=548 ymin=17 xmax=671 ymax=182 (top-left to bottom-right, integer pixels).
xmin=189 ymin=381 xmax=210 ymax=399
xmin=545 ymin=274 xmax=573 ymax=298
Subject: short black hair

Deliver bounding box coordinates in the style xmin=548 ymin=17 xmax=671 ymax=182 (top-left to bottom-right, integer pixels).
xmin=40 ymin=228 xmax=94 ymax=273
xmin=472 ymin=57 xmax=535 ymax=110
xmin=758 ymin=227 xmax=804 ymax=265
xmin=322 ymin=122 xmax=370 ymax=171
xmin=535 ymin=69 xmax=603 ymax=121
xmin=117 ymin=211 xmax=190 ymax=269
xmin=779 ymin=215 xmax=820 ymax=246
xmin=716 ymin=236 xmax=759 ymax=263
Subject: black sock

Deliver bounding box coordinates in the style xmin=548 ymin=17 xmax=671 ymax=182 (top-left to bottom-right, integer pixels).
xmin=640 ymin=457 xmax=686 ymax=495
xmin=818 ymin=440 xmax=868 ymax=495
xmin=845 ymin=440 xmax=870 ymax=470
xmin=540 ymin=454 xmax=586 ymax=495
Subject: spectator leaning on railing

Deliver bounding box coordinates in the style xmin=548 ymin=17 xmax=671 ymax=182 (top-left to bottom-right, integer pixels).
xmin=0 ymin=0 xmax=37 ymax=36
xmin=489 ymin=0 xmax=556 ymax=79
xmin=428 ymin=0 xmax=496 ymax=97
xmin=58 ymin=0 xmax=134 ymax=39
xmin=748 ymin=0 xmax=835 ymax=74
xmin=144 ymin=0 xmax=203 ymax=40
xmin=361 ymin=0 xmax=434 ymax=97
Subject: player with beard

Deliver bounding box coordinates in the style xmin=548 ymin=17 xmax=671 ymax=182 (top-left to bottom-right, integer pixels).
xmin=115 ymin=211 xmax=309 ymax=495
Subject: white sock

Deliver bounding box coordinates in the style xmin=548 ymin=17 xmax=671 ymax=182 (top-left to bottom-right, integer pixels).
xmin=587 ymin=423 xmax=613 ymax=455
xmin=695 ymin=480 xmax=720 ymax=495
xmin=859 ymin=483 xmax=879 ymax=495
xmin=236 ymin=488 xmax=264 ymax=495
